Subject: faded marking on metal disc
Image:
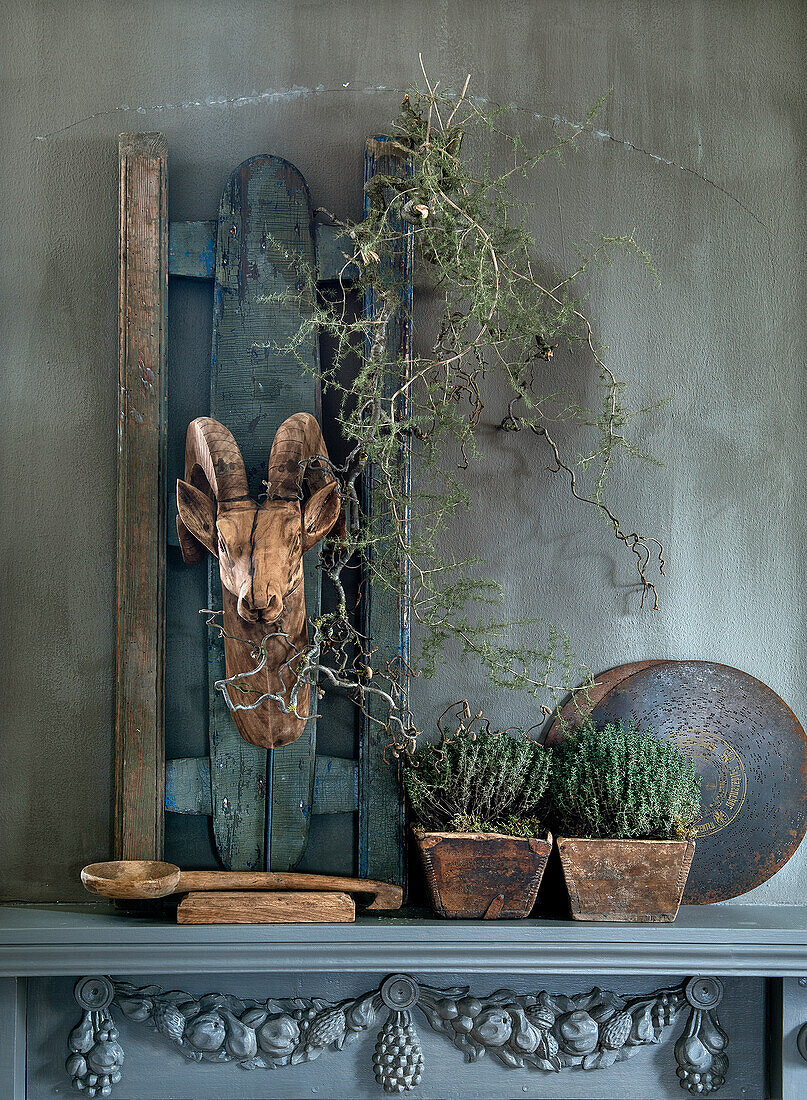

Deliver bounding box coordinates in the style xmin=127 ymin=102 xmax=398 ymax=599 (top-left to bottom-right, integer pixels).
xmin=660 ymin=728 xmax=747 ymax=837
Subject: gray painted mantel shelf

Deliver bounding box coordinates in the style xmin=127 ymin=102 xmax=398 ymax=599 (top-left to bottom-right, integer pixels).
xmin=3 ymin=903 xmax=807 ymax=977
xmin=6 ymin=904 xmax=807 ymax=1098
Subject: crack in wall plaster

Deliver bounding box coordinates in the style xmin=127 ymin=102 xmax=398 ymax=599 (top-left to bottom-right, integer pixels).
xmin=32 ymin=83 xmax=391 ymax=140
xmin=503 ymin=101 xmax=767 ymax=229
xmin=32 ymin=82 xmax=764 ymax=226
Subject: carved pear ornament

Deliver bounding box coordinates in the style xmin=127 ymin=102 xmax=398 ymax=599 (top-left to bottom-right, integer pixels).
xmin=176 ymin=413 xmax=342 ymax=749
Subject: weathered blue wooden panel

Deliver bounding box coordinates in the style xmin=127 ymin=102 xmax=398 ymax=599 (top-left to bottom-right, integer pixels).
xmin=164 ymin=756 xmax=212 ymax=814
xmin=168 ymin=220 xmax=216 ymax=278
xmin=166 ymin=755 xmax=358 ymax=817
xmin=313 ymin=753 xmax=359 ymax=815
xmin=0 ymin=978 xmax=25 ymax=1100
xmin=208 ymin=156 xmax=321 ymax=871
xmin=169 ymin=220 xmax=358 ymax=283
xmin=776 ymin=977 xmax=807 ymax=1098
xmin=168 ymin=151 xmax=411 ymax=880
xmin=314 ymin=222 xmax=361 ymax=283
xmin=358 ymin=138 xmax=413 ymax=889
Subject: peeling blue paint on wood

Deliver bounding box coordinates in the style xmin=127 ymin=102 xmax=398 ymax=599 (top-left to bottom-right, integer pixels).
xmin=166 ymin=755 xmax=358 ymax=817
xmin=168 ymin=220 xmax=358 ymax=284
xmin=168 ymin=220 xmax=216 ymax=278
xmin=208 ymin=156 xmax=321 ymax=871
xmin=164 ymin=757 xmax=212 ymax=814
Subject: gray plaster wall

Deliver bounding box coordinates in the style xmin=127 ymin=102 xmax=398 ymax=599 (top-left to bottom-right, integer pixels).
xmin=1 ymin=0 xmax=805 ymax=903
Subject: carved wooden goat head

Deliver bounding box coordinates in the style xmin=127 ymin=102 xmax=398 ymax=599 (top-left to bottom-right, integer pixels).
xmin=176 ymin=413 xmax=341 ymax=748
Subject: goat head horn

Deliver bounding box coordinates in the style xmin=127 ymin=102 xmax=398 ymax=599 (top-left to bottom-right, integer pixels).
xmin=266 ymin=412 xmax=332 ymax=500
xmin=184 ymin=417 xmax=250 ymax=502
xmin=177 ymin=418 xmax=250 ymax=564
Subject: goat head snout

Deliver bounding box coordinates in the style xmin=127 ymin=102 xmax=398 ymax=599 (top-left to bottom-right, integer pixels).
xmin=237 ymin=584 xmax=283 ymax=624
xmin=236 ymin=592 xmax=258 ymax=622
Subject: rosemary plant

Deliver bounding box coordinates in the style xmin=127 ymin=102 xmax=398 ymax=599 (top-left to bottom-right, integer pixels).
xmin=403 ymin=702 xmax=552 ymax=835
xmin=548 ymin=721 xmax=701 ymax=841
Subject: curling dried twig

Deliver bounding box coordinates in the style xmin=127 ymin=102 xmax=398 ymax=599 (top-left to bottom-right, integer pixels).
xmin=500 ymin=398 xmax=665 ymax=609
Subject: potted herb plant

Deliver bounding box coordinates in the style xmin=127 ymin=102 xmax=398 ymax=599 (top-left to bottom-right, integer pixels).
xmin=403 ymin=703 xmax=553 ymax=918
xmin=548 ymin=721 xmax=701 ymax=922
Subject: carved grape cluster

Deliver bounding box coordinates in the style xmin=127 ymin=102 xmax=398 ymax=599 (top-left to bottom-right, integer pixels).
xmin=373 ymin=1010 xmax=424 ymax=1093
xmin=675 ymin=1008 xmax=729 ymax=1094
xmin=676 ymin=1062 xmax=728 ymax=1095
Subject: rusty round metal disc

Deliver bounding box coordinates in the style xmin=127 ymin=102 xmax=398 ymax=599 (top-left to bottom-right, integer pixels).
xmin=548 ymin=660 xmax=807 ymax=904
xmin=545 ymin=660 xmax=664 ymax=743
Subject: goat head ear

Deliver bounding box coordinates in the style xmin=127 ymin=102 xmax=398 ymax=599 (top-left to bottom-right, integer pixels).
xmin=176 ymin=479 xmax=217 ymax=562
xmin=301 ymin=482 xmax=342 ymax=553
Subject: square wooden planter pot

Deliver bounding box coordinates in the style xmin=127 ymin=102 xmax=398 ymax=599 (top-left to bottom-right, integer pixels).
xmin=413 ymin=829 xmax=552 ymax=919
xmin=556 ymin=837 xmax=695 ymax=922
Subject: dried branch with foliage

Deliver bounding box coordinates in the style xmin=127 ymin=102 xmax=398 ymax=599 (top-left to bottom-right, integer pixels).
xmin=211 ymin=66 xmax=665 ymax=753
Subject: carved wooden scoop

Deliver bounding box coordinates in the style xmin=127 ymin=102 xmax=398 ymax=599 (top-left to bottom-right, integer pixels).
xmin=81 ymin=861 xmax=402 ymax=911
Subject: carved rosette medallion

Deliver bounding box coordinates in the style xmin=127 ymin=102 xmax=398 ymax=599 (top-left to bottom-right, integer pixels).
xmin=66 ymin=972 xmax=728 ymax=1095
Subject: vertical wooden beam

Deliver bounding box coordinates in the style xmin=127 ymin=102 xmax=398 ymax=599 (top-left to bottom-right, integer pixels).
xmin=0 ymin=979 xmax=26 ymax=1100
xmin=767 ymin=978 xmax=784 ymax=1100
xmin=115 ymin=133 xmax=168 ymax=860
xmin=358 ymin=138 xmax=413 ymax=889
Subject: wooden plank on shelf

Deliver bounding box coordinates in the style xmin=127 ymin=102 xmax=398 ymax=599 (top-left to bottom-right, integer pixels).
xmin=115 ymin=132 xmax=168 ymax=862
xmin=358 ymin=137 xmax=413 ymax=890
xmin=175 ymin=890 xmax=355 ymax=924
